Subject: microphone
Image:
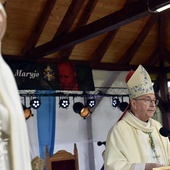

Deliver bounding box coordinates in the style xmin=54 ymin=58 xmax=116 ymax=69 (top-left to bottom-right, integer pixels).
xmin=159 ymin=127 xmax=170 ymax=137
xmin=97 ymin=141 xmax=106 ymax=146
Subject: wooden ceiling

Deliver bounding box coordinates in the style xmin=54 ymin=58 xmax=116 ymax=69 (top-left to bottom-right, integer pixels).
xmin=2 ymin=0 xmax=170 ymax=73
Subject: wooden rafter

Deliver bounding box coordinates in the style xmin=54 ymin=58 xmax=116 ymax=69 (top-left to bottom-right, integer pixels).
xmin=27 ymin=0 xmax=150 ymax=59
xmin=22 ymin=0 xmax=57 ymax=56
xmin=57 ymin=0 xmax=99 ymax=60
xmin=118 ymin=14 xmax=159 ymax=64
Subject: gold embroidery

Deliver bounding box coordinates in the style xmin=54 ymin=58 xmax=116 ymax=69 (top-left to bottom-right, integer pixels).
xmin=146 ymin=132 xmax=160 ymax=163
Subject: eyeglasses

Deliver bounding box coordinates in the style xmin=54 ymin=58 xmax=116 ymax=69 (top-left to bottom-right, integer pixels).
xmin=134 ymin=98 xmax=159 ymax=105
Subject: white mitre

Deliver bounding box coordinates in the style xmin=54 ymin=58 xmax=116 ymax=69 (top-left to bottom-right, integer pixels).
xmin=126 ymin=65 xmax=154 ymax=99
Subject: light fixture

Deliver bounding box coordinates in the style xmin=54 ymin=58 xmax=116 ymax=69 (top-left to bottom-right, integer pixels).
xmin=87 ymin=98 xmax=96 ymax=108
xmin=59 ymin=98 xmax=70 ymax=109
xmin=112 ymin=97 xmax=120 ymax=107
xmin=30 ymin=98 xmax=41 ymax=109
xmin=156 ymin=4 xmax=170 ymax=12
xmin=73 ymin=102 xmax=90 ymax=119
xmin=147 ymin=0 xmax=170 ymax=12
xmin=22 ymin=104 xmax=33 ymax=120
xmin=118 ymin=102 xmax=129 ymax=112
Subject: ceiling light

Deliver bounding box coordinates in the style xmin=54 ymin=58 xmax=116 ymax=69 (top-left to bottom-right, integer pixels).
xmin=59 ymin=98 xmax=70 ymax=109
xmin=30 ymin=98 xmax=41 ymax=109
xmin=87 ymin=99 xmax=96 ymax=108
xmin=156 ymin=4 xmax=170 ymax=12
xmin=73 ymin=102 xmax=90 ymax=119
xmin=148 ymin=0 xmax=170 ymax=12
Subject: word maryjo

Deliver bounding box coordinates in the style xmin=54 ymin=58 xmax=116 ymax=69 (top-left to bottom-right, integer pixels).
xmin=14 ymin=70 xmax=39 ymax=79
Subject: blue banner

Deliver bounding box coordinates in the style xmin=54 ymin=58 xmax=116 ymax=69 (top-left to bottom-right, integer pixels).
xmin=37 ymin=95 xmax=56 ymax=160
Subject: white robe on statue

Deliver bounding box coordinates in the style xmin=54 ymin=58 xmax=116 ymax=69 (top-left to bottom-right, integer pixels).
xmin=0 ymin=3 xmax=32 ymax=170
xmin=104 ymin=111 xmax=170 ymax=170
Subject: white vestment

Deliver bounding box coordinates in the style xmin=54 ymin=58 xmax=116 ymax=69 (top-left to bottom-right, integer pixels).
xmin=0 ymin=3 xmax=32 ymax=170
xmin=104 ymin=111 xmax=170 ymax=170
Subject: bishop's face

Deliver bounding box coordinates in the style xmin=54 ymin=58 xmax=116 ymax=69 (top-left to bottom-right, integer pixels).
xmin=131 ymin=94 xmax=157 ymax=122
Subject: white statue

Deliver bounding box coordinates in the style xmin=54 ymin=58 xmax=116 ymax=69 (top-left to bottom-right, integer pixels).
xmin=0 ymin=2 xmax=32 ymax=170
xmin=31 ymin=156 xmax=45 ymax=170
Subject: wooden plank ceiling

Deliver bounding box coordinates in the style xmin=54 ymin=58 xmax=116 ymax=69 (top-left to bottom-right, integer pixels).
xmin=2 ymin=0 xmax=170 ymax=73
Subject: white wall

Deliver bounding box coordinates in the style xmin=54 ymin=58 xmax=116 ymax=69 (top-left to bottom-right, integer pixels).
xmin=54 ymin=96 xmax=127 ymax=170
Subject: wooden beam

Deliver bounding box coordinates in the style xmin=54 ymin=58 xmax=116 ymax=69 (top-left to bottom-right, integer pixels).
xmin=28 ymin=0 xmax=151 ymax=59
xmin=3 ymin=55 xmax=160 ymax=72
xmin=118 ymin=14 xmax=159 ymax=64
xmin=90 ymin=30 xmax=118 ymax=62
xmin=57 ymin=0 xmax=99 ymax=60
xmin=52 ymin=0 xmax=86 ymax=38
xmin=164 ymin=49 xmax=170 ymax=65
xmin=156 ymin=96 xmax=170 ymax=128
xmin=22 ymin=0 xmax=57 ymax=56
xmin=144 ymin=48 xmax=159 ymax=66
xmin=90 ymin=0 xmax=129 ymax=63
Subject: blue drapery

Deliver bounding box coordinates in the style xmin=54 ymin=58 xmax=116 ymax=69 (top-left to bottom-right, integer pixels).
xmin=37 ymin=95 xmax=56 ymax=160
